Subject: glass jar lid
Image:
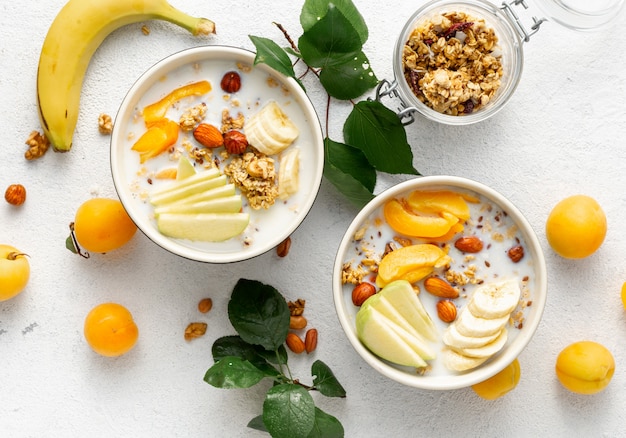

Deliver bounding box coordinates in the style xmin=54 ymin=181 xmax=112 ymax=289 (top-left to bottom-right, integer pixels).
xmin=529 ymin=0 xmax=625 ymax=30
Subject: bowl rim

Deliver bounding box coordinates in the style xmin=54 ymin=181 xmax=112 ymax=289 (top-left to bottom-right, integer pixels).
xmin=110 ymin=45 xmax=325 ymax=263
xmin=332 ymin=175 xmax=547 ymax=390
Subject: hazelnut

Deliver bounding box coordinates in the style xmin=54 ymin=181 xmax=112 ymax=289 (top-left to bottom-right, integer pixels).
xmin=5 ymin=184 xmax=26 ymax=206
xmin=276 ymin=236 xmax=291 ymax=257
xmin=223 ymin=130 xmax=248 ymax=154
xmin=220 ymin=71 xmax=242 ymax=93
xmin=351 ymin=282 xmax=376 ymax=307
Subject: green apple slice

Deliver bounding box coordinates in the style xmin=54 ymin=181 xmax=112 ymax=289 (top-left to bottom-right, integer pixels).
xmin=154 ymin=195 xmax=242 ymax=216
xmin=157 ymin=212 xmax=250 ymax=242
xmin=176 ymin=156 xmax=197 ymax=180
xmin=150 ymin=175 xmax=227 ymax=206
xmin=361 ymin=293 xmax=428 ymax=344
xmin=150 ymin=167 xmax=220 ymax=198
xmin=356 ymin=306 xmax=428 ymax=368
xmin=375 ymin=280 xmax=439 ymax=341
xmin=163 ymin=183 xmax=236 ymax=207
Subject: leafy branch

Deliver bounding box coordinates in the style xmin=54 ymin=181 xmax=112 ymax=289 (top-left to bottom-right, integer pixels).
xmin=250 ymin=0 xmax=419 ymax=208
xmin=204 ymin=279 xmax=346 ymax=437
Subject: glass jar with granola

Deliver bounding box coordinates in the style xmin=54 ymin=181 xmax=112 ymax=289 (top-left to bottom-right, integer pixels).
xmin=377 ymin=0 xmax=624 ymax=125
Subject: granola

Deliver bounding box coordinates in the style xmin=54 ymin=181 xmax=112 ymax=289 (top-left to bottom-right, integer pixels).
xmin=223 ymin=149 xmax=279 ymax=210
xmin=402 ymin=11 xmax=503 ymax=115
xmin=179 ymin=103 xmax=207 ymax=131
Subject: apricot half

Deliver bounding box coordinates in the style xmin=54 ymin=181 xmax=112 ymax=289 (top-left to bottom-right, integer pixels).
xmin=376 ymin=243 xmax=451 ymax=287
xmin=384 ymin=199 xmax=459 ymax=238
xmin=131 ymin=118 xmax=180 ymax=163
xmin=407 ymin=190 xmax=471 ymax=221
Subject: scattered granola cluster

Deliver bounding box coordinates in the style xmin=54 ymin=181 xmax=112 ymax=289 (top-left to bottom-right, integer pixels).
xmin=402 ymin=11 xmax=503 ymax=115
xmin=224 ymin=150 xmax=279 ymax=210
xmin=179 ymin=103 xmax=207 ymax=131
xmin=98 ymin=113 xmax=113 ymax=134
xmin=24 ymin=130 xmax=50 ymax=160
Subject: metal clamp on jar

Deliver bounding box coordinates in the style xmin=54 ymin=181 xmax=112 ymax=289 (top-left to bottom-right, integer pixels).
xmin=377 ymin=0 xmax=625 ymax=125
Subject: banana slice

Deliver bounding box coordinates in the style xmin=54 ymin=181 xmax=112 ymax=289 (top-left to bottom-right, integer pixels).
xmin=455 ymin=307 xmax=509 ymax=338
xmin=450 ymin=329 xmax=508 ymax=359
xmin=442 ymin=323 xmax=500 ymax=349
xmin=441 ymin=347 xmax=489 ymax=372
xmin=278 ymin=147 xmax=300 ymax=200
xmin=245 ymin=101 xmax=299 ymax=155
xmin=467 ymin=279 xmax=521 ymax=319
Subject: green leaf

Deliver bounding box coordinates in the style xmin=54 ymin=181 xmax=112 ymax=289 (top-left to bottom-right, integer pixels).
xmin=228 ymin=279 xmax=291 ymax=351
xmin=298 ymin=4 xmax=362 ymax=68
xmin=301 ymin=0 xmax=368 ymax=45
xmin=323 ymin=138 xmax=376 ymax=208
xmin=344 ymin=100 xmax=419 ymax=175
xmin=247 ymin=415 xmax=268 ymax=432
xmin=249 ymin=35 xmax=297 ymax=80
xmin=324 ymin=137 xmax=375 ymax=191
xmin=318 ymin=50 xmax=377 ymax=100
xmin=263 ymin=384 xmax=316 ymax=438
xmin=311 ymin=360 xmax=347 ymax=398
xmin=65 ymin=234 xmax=77 ymax=254
xmin=203 ymin=356 xmax=266 ymax=389
xmin=211 ymin=335 xmax=282 ymax=377
xmin=308 ymin=408 xmax=345 ymax=438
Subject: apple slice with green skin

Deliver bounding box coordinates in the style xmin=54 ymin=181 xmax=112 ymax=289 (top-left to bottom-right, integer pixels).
xmin=370 ymin=280 xmax=439 ymax=341
xmin=150 ymin=175 xmax=227 ymax=206
xmin=150 ymin=167 xmax=220 ymax=198
xmin=356 ymin=306 xmax=429 ymax=368
xmin=157 ymin=212 xmax=250 ymax=242
xmin=160 ymin=183 xmax=236 ymax=207
xmin=154 ymin=195 xmax=242 ymax=216
xmin=176 ymin=156 xmax=197 ymax=181
xmin=361 ymin=292 xmax=431 ymax=348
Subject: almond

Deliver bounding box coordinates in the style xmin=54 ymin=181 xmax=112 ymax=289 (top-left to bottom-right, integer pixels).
xmin=304 ymin=328 xmax=318 ymax=354
xmin=436 ymin=300 xmax=457 ymax=323
xmin=424 ymin=277 xmax=459 ymax=299
xmin=193 ymin=123 xmax=223 ymax=148
xmin=454 ymin=235 xmax=483 ymax=253
xmin=352 ymin=282 xmax=376 ymax=307
xmin=285 ymin=332 xmax=305 ymax=354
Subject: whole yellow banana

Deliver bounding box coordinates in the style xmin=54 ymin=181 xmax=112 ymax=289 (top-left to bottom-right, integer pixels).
xmin=37 ymin=0 xmax=215 ymax=152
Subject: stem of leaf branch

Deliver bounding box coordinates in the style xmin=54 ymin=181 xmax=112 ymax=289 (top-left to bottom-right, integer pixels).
xmin=274 ymin=22 xmax=332 ymax=136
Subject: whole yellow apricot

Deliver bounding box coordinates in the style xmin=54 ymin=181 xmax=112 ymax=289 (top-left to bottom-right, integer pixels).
xmin=74 ymin=198 xmax=137 ymax=253
xmin=545 ymin=195 xmax=606 ymax=259
xmin=84 ymin=303 xmax=139 ymax=357
xmin=472 ymin=358 xmax=521 ymax=400
xmin=555 ymin=341 xmax=614 ymax=394
xmin=621 ymin=282 xmax=626 ymax=310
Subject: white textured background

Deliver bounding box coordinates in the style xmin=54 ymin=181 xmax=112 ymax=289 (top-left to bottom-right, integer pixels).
xmin=1 ymin=0 xmax=626 ymax=436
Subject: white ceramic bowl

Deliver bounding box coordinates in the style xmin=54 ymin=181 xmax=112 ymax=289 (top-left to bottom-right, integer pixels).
xmin=110 ymin=46 xmax=324 ymax=263
xmin=333 ymin=176 xmax=547 ymax=390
